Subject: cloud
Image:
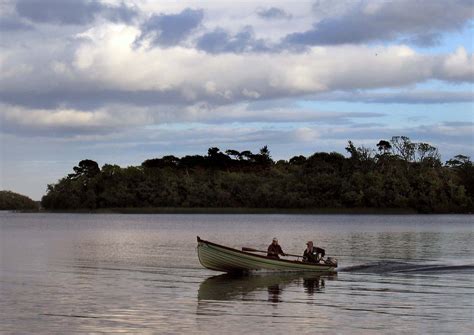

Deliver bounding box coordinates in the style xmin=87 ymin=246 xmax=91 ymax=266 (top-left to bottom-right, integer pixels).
xmin=135 ymin=8 xmax=203 ymax=47
xmin=316 ymin=121 xmax=474 ymax=142
xmin=423 ymin=122 xmax=474 ymax=139
xmin=404 ymin=33 xmax=441 ymax=48
xmin=256 ymin=7 xmax=292 ymax=20
xmin=312 ymin=90 xmax=474 ymax=104
xmin=0 ymin=89 xmax=189 ymax=110
xmin=141 ymin=125 xmax=298 ymax=148
xmin=67 ymin=36 xmax=471 ymax=100
xmin=1 ymin=20 xmax=472 ymax=112
xmin=0 ymin=99 xmax=383 ymax=138
xmin=437 ymin=47 xmax=474 ymax=82
xmin=0 ymin=103 xmax=152 ymax=137
xmin=0 ymin=16 xmax=33 ymax=31
xmin=15 ymin=0 xmax=137 ymax=25
xmin=196 ymin=26 xmax=269 ymax=53
xmin=100 ymin=2 xmax=138 ymax=24
xmin=284 ymin=0 xmax=474 ymax=47
xmin=178 ymin=102 xmax=384 ymax=125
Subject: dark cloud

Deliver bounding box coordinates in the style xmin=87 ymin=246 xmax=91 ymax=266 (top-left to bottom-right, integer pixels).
xmin=0 ymin=16 xmax=33 ymax=31
xmin=0 ymin=90 xmax=190 ymax=110
xmin=135 ymin=8 xmax=203 ymax=47
xmin=100 ymin=2 xmax=138 ymax=24
xmin=15 ymin=0 xmax=137 ymax=25
xmin=0 ymin=119 xmax=119 ymax=138
xmin=203 ymin=110 xmax=384 ymax=125
xmin=283 ymin=0 xmax=474 ymax=47
xmin=196 ymin=26 xmax=269 ymax=53
xmin=4 ymin=88 xmax=470 ymax=120
xmin=284 ymin=17 xmax=379 ymax=46
xmin=256 ymin=7 xmax=292 ymax=20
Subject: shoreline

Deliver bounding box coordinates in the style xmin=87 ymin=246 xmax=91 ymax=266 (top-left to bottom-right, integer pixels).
xmin=34 ymin=207 xmax=427 ymax=214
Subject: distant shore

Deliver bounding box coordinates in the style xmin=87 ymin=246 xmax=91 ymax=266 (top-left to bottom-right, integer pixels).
xmin=37 ymin=207 xmax=422 ymax=214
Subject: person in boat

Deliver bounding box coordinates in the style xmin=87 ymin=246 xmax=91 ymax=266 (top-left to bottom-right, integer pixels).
xmin=267 ymin=237 xmax=286 ymax=259
xmin=303 ymin=241 xmax=325 ymax=263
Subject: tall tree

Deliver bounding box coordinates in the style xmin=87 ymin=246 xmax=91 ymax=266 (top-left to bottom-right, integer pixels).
xmin=376 ymin=140 xmax=392 ymax=154
xmin=69 ymin=159 xmax=100 ymax=179
xmin=390 ymin=136 xmax=415 ymax=162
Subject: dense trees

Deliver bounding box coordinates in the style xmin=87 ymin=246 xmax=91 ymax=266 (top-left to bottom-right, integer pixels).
xmin=0 ymin=191 xmax=38 ymax=210
xmin=41 ymin=138 xmax=474 ymax=213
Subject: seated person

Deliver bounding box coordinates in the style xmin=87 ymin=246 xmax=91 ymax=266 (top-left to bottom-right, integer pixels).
xmin=267 ymin=237 xmax=286 ymax=259
xmin=303 ymin=241 xmax=325 ymax=263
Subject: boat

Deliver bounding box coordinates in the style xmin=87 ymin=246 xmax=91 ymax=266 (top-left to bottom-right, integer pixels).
xmin=196 ymin=236 xmax=338 ymax=273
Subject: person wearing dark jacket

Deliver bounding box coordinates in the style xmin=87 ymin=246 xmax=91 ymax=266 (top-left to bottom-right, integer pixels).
xmin=267 ymin=237 xmax=286 ymax=259
xmin=303 ymin=241 xmax=325 ymax=263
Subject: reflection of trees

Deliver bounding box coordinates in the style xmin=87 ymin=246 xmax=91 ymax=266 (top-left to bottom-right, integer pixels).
xmin=344 ymin=230 xmax=448 ymax=262
xmin=343 ymin=230 xmax=421 ymax=262
xmin=375 ymin=232 xmax=418 ymax=260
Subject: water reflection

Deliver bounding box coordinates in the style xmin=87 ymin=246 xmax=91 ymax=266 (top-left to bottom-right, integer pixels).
xmin=198 ymin=272 xmax=337 ymax=302
xmin=2 ymin=213 xmax=472 ymax=334
xmin=267 ymin=284 xmax=282 ymax=303
xmin=303 ymin=276 xmax=326 ymax=295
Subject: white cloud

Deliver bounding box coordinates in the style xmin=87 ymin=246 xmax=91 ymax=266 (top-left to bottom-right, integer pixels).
xmin=3 ymin=22 xmax=471 ymax=104
xmin=0 ymin=103 xmax=153 ymax=135
xmin=294 ymin=127 xmax=320 ymax=141
xmin=242 ymin=88 xmax=261 ymax=98
xmin=69 ymin=38 xmax=474 ymax=98
xmin=438 ymin=47 xmax=474 ymax=82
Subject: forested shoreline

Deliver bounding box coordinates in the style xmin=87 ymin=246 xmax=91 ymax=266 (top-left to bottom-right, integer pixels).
xmin=41 ymin=136 xmax=474 ymax=213
xmin=0 ymin=190 xmax=39 ymax=211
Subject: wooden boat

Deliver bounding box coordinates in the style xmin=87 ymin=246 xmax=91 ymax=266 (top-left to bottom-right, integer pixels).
xmin=197 ymin=236 xmax=337 ymax=273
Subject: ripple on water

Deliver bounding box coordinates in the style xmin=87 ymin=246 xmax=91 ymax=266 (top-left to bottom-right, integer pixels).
xmin=0 ymin=213 xmax=473 ymax=334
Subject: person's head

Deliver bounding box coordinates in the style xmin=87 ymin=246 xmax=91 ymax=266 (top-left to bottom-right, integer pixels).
xmin=272 ymin=237 xmax=278 ymax=245
xmin=306 ymin=241 xmax=313 ymax=249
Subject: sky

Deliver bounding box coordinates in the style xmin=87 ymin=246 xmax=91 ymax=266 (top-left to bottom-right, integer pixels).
xmin=0 ymin=0 xmax=473 ymax=200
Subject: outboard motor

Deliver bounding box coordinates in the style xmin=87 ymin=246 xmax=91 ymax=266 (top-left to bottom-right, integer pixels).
xmin=325 ymin=257 xmax=338 ymax=267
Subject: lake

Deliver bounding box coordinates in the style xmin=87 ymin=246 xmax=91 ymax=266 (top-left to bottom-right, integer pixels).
xmin=0 ymin=213 xmax=472 ymax=334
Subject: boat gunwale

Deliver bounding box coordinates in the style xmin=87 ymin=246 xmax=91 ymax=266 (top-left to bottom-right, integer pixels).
xmin=197 ymin=236 xmax=337 ymax=268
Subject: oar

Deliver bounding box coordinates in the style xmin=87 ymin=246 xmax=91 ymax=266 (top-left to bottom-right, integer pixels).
xmin=242 ymin=247 xmax=301 ymax=258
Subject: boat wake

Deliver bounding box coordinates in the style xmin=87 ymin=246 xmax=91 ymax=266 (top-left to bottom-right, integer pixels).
xmin=339 ymin=261 xmax=474 ymax=274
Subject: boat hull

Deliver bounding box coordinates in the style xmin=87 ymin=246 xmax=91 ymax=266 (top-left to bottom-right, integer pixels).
xmin=197 ymin=236 xmax=336 ymax=273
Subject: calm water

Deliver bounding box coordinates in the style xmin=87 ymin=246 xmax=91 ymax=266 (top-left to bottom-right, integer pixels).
xmin=0 ymin=213 xmax=473 ymax=334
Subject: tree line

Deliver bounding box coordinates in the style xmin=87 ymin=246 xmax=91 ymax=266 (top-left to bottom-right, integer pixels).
xmin=41 ymin=136 xmax=474 ymax=213
xmin=0 ymin=190 xmax=39 ymax=211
